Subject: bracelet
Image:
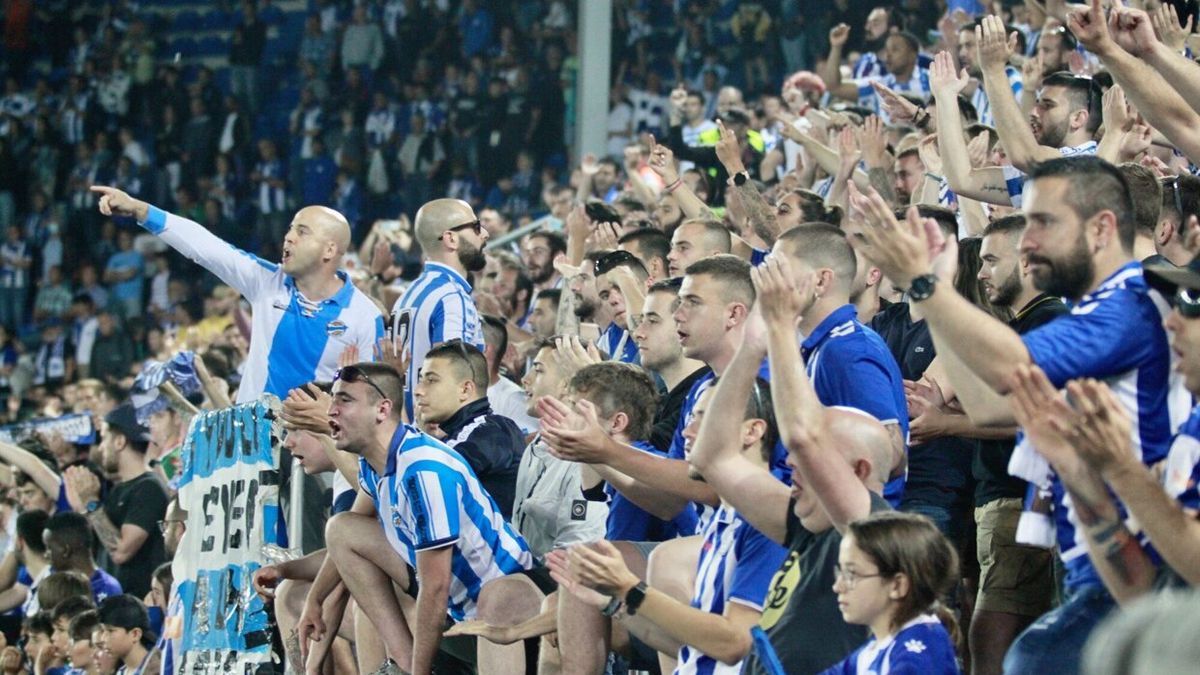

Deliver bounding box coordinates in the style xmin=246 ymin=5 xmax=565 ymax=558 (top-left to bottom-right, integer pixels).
xmin=663 ymin=178 xmax=682 ymax=193
xmin=913 ymin=108 xmax=931 ymax=129
xmin=600 ymin=596 xmax=624 ymax=617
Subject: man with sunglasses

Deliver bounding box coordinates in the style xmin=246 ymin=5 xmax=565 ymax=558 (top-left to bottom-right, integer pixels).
xmin=594 ymin=250 xmax=647 ymax=365
xmin=88 ymin=185 xmax=384 ymax=404
xmin=1155 ymin=174 xmax=1200 ymax=267
xmin=302 ymin=362 xmax=532 ymax=675
xmin=392 ymin=198 xmax=489 ymax=419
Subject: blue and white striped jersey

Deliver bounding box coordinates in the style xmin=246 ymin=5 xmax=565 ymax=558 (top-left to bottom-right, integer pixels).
xmin=819 ymin=614 xmax=960 ymax=675
xmin=971 ymin=66 xmax=1024 ymax=127
xmin=140 ymin=206 xmax=384 ymax=403
xmin=601 ymin=322 xmax=640 ymax=364
xmin=1001 ymin=141 xmax=1099 ymax=208
xmin=357 ymin=424 xmax=534 ymax=621
xmin=392 ymin=262 xmax=486 ymax=416
xmin=1163 ymin=404 xmax=1200 ymax=512
xmin=854 ymin=69 xmax=932 ymax=123
xmin=1021 ymin=262 xmax=1189 ymax=591
xmin=676 ymin=504 xmax=789 ymax=675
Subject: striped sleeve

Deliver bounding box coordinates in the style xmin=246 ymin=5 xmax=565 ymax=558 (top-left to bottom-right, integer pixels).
xmin=401 ymin=465 xmax=462 ymax=549
xmin=140 ymin=206 xmax=277 ymax=301
xmin=728 ymin=523 xmax=789 ymax=610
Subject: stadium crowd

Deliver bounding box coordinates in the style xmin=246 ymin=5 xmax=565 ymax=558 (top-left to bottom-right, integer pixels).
xmin=4 ymin=0 xmax=1200 ymax=674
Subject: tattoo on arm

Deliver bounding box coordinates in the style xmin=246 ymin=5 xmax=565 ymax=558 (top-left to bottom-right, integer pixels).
xmin=733 ymin=183 xmax=780 ymax=245
xmin=556 ymin=289 xmax=580 ymax=336
xmin=86 ymin=511 xmax=121 ymax=553
xmin=867 ymin=167 xmax=898 ymax=204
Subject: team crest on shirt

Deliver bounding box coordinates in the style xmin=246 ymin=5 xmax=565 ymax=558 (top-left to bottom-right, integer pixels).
xmin=904 ymin=639 xmax=927 ymax=654
xmin=326 ymin=320 xmax=348 ymax=337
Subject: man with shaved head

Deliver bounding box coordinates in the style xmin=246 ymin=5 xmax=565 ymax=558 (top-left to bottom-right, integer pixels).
xmin=90 ymin=185 xmax=383 ymax=402
xmin=392 ymin=198 xmax=490 ymax=416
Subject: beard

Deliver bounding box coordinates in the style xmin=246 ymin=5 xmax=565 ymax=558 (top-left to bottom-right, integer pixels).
xmin=1034 ymin=118 xmax=1068 ymax=148
xmin=530 ymin=262 xmax=555 ymax=285
xmin=1029 ymin=234 xmax=1093 ymax=300
xmin=990 ymin=268 xmax=1024 ymax=307
xmin=574 ymin=295 xmax=597 ymax=320
xmin=457 ymin=240 xmax=488 ymax=272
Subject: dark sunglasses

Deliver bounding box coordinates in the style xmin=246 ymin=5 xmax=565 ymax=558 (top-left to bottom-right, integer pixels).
xmin=335 ymin=365 xmax=390 ymax=401
xmin=1169 ymin=176 xmax=1184 ymax=221
xmin=438 ymin=338 xmax=482 ymax=385
xmin=1176 ymin=287 xmax=1200 ymax=319
xmin=595 ymin=250 xmax=638 ymax=276
xmin=442 ymin=219 xmax=483 ymax=237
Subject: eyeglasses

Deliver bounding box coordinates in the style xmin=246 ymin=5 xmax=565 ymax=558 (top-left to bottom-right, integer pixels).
xmin=1176 ymin=287 xmax=1200 ymax=319
xmin=157 ymin=519 xmax=185 ymax=534
xmin=442 ymin=219 xmax=483 ymax=238
xmin=833 ymin=563 xmax=885 ymax=589
xmin=335 ymin=365 xmax=390 ymax=401
xmin=595 ymin=250 xmax=639 ymax=276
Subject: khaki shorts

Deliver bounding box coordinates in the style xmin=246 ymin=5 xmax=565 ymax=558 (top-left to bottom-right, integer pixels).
xmin=975 ymin=497 xmax=1055 ymax=617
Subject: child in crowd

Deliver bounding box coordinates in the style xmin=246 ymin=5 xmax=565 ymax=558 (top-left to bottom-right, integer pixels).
xmin=95 ymin=596 xmax=157 ymax=675
xmin=821 ymin=512 xmax=961 ymax=675
xmin=64 ymin=611 xmax=99 ymax=675
xmin=42 ymin=596 xmax=94 ymax=675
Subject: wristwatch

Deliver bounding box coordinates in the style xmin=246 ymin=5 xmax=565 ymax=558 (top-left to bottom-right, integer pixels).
xmin=624 ymin=581 xmax=649 ymax=616
xmin=85 ymin=500 xmax=101 ymax=514
xmin=908 ymin=274 xmax=939 ymax=302
xmin=732 ymin=170 xmax=750 ymax=187
xmin=600 ymin=596 xmax=624 ymax=618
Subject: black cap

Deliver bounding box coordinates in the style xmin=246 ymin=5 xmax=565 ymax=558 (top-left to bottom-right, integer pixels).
xmin=1143 ymin=255 xmax=1193 ymax=298
xmin=104 ymin=403 xmax=151 ymax=444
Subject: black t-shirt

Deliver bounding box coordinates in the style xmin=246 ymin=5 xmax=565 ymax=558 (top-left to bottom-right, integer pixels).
xmin=870 ymin=304 xmax=973 ymax=510
xmin=649 ymin=367 xmax=712 ymax=453
xmin=101 ymin=472 xmax=169 ymax=598
xmin=742 ymin=492 xmax=891 ymax=675
xmin=973 ymin=295 xmax=1070 ymax=506
xmin=440 ymin=399 xmax=525 ymax=520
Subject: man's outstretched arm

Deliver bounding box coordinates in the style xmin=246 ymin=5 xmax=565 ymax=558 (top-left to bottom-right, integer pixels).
xmin=92 ymin=185 xmax=276 ymax=300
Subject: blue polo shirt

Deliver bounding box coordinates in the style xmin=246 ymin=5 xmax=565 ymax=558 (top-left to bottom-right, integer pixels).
xmin=605 ymin=440 xmax=698 ymax=541
xmin=1021 ymin=261 xmax=1189 ymax=591
xmin=802 ymin=304 xmax=910 ymax=507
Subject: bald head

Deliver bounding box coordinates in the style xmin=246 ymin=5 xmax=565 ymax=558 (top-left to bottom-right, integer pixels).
xmin=826 ymin=407 xmax=893 ymax=490
xmin=294 ymin=205 xmax=352 ymax=255
xmin=415 ymin=199 xmax=476 ymax=252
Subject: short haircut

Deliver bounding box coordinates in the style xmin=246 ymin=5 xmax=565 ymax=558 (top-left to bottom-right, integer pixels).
xmin=25 ymin=611 xmax=53 ymax=637
xmin=747 ymin=377 xmax=779 ymax=463
xmin=1160 ymin=174 xmax=1200 ymax=225
xmin=568 ymin=363 xmax=660 ymax=440
xmin=37 ymin=571 xmax=91 ymax=613
xmin=894 ymin=204 xmax=958 ymax=239
xmin=647 ymin=277 xmax=683 ymax=295
xmin=678 ymin=218 xmax=732 ymax=253
xmin=1042 ymin=72 xmax=1101 ymax=133
xmin=44 ymin=512 xmax=93 ymax=553
xmin=17 ymin=510 xmax=49 ymax=556
xmin=596 ymin=157 xmax=620 ymax=172
xmin=615 ymin=196 xmax=648 ymax=214
xmin=98 ymin=594 xmax=153 ymax=646
xmin=1027 ymin=156 xmax=1134 ymax=250
xmin=982 ymin=212 xmax=1027 ymax=238
xmin=424 ymin=341 xmax=490 ymax=392
xmin=51 ymin=595 xmax=95 ymax=624
xmin=337 ymin=362 xmax=404 ymax=407
xmin=891 ymin=31 xmax=921 ymax=54
xmin=683 ymin=255 xmax=755 ymax=306
xmin=1118 ymin=162 xmax=1162 ymax=237
xmin=68 ymin=609 xmax=100 ymax=642
xmin=527 ymin=231 xmax=567 ymax=257
xmin=481 ymin=314 xmax=509 ymax=359
xmin=897 ymin=146 xmax=920 ymax=162
xmin=619 ymin=228 xmax=671 ymax=270
xmin=777 ymin=223 xmax=858 ymax=291
xmin=535 ymin=288 xmax=562 ymax=309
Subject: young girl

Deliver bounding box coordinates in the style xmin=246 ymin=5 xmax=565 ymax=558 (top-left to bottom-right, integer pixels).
xmin=822 ymin=512 xmax=961 ymax=675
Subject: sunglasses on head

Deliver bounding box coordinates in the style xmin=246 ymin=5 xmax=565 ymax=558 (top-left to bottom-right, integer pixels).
xmin=335 ymin=365 xmax=390 ymax=401
xmin=1176 ymin=287 xmax=1200 ymax=319
xmin=595 ymin=250 xmax=638 ymax=276
xmin=439 ymin=338 xmax=482 ymax=384
xmin=1169 ymin=176 xmax=1184 ymax=222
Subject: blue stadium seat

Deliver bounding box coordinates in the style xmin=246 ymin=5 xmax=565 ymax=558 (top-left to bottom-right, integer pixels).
xmin=198 ymin=36 xmax=227 ymax=56
xmin=174 ymin=10 xmax=200 ymax=30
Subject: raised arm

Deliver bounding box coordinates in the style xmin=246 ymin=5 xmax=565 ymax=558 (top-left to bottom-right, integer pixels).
xmin=687 ymin=326 xmax=790 ymax=544
xmin=713 ymin=121 xmax=779 ymax=245
xmin=754 ymin=258 xmax=872 ymax=534
xmin=0 ymin=441 xmax=60 ymax=502
xmin=930 ymin=51 xmax=1014 ymax=205
xmin=977 ymin=17 xmax=1060 ymax=172
xmin=647 ymin=141 xmax=713 ymax=219
xmin=91 ymin=186 xmax=273 ymax=300
xmin=818 ymin=24 xmax=862 ymax=101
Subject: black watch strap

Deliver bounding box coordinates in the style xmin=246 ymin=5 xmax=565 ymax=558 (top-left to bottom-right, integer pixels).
xmin=732 ymin=170 xmax=750 ymax=186
xmin=625 ymin=581 xmax=649 ymax=615
xmin=908 ymin=274 xmax=939 ymax=302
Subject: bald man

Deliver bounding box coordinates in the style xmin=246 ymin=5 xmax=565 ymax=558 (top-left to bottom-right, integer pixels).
xmin=392 ymin=198 xmax=490 ymax=416
xmin=91 ymin=186 xmax=383 ymax=402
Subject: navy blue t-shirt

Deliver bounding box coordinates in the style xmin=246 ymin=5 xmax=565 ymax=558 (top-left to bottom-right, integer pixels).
xmin=605 ymin=441 xmax=699 ymax=541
